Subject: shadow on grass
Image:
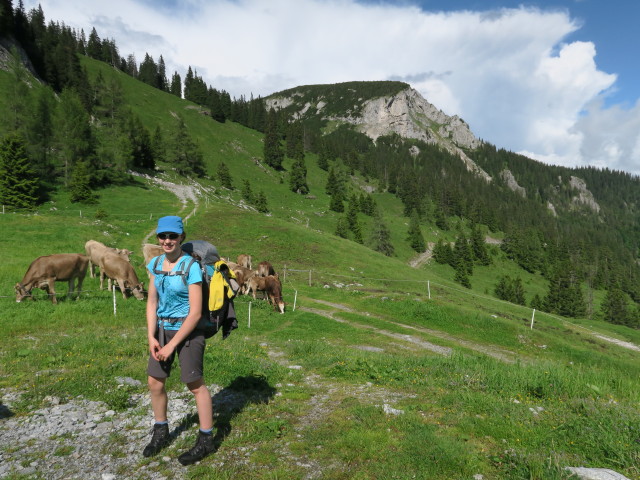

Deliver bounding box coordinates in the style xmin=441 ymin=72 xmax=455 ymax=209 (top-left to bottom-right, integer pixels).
xmin=0 ymin=402 xmax=14 ymax=419
xmin=171 ymin=374 xmax=276 ymax=453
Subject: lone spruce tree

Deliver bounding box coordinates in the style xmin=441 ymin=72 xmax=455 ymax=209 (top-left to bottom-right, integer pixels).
xmin=263 ymin=108 xmax=283 ymax=169
xmin=0 ymin=133 xmax=39 ymax=209
xmin=217 ymin=162 xmax=233 ymax=189
xmin=369 ymin=210 xmax=395 ymax=256
xmin=407 ymin=209 xmax=426 ymax=252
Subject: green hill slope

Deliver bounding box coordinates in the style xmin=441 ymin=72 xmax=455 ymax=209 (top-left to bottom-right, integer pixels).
xmin=1 ymin=54 xmax=640 ymax=479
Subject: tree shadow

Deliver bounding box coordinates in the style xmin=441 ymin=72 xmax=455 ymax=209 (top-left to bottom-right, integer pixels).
xmin=171 ymin=374 xmax=276 ymax=452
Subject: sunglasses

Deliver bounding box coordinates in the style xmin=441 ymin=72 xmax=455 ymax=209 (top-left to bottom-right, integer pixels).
xmin=157 ymin=232 xmax=180 ymax=240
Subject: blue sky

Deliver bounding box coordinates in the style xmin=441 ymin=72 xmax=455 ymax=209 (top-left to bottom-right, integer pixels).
xmin=23 ymin=0 xmax=640 ymax=176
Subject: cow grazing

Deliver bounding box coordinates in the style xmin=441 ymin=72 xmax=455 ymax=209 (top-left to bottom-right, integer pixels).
xmin=15 ymin=254 xmax=89 ymax=304
xmin=247 ymin=274 xmax=284 ymax=313
xmin=85 ymin=240 xmax=132 ymax=278
xmin=231 ymin=265 xmax=256 ymax=295
xmin=142 ymin=243 xmax=164 ymax=265
xmin=257 ymin=261 xmax=276 ymax=277
xmin=237 ymin=254 xmax=252 ymax=270
xmin=99 ymin=251 xmax=145 ymax=300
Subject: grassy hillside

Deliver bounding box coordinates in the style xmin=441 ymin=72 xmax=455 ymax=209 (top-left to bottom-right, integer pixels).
xmin=1 ymin=58 xmax=640 ymax=479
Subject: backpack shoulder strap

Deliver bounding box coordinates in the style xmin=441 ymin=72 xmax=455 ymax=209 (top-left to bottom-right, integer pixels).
xmin=153 ymin=255 xmax=195 ymax=286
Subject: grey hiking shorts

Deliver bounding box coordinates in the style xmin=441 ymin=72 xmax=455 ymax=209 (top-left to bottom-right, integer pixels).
xmin=147 ymin=327 xmax=205 ymax=384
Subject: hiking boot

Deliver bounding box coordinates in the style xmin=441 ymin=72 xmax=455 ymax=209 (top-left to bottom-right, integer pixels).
xmin=142 ymin=423 xmax=170 ymax=457
xmin=178 ymin=430 xmax=215 ymax=465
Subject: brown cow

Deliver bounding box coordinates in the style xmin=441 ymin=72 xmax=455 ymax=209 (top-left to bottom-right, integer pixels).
xmin=15 ymin=254 xmax=89 ymax=304
xmin=231 ymin=265 xmax=256 ymax=295
xmin=237 ymin=254 xmax=252 ymax=270
xmin=99 ymin=251 xmax=145 ymax=300
xmin=257 ymin=261 xmax=275 ymax=277
xmin=247 ymin=274 xmax=284 ymax=313
xmin=142 ymin=243 xmax=164 ymax=265
xmin=85 ymin=240 xmax=132 ymax=278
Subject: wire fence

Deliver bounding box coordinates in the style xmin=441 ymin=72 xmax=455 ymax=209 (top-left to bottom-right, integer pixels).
xmin=3 ymin=261 xmax=636 ymax=346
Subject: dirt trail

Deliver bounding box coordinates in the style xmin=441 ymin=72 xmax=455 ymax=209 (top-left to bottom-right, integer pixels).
xmin=301 ymin=299 xmax=519 ymax=362
xmin=302 ymin=298 xmax=640 ymax=360
xmin=132 ymin=173 xmax=201 ymax=245
xmin=408 ymin=242 xmax=434 ymax=268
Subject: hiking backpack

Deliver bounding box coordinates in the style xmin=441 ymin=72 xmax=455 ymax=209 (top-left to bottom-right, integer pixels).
xmin=152 ymin=240 xmax=239 ymax=339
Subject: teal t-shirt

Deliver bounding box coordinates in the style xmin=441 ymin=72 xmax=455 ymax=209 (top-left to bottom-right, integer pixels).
xmin=147 ymin=254 xmax=203 ymax=330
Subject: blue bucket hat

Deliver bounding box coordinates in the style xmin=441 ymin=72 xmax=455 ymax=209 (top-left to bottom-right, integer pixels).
xmin=156 ymin=215 xmax=184 ymax=234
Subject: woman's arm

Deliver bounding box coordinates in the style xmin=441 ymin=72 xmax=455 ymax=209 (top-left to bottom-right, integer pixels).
xmin=146 ymin=275 xmax=161 ymax=360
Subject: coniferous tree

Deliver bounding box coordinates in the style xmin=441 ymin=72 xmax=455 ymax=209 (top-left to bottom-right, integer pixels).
xmin=543 ymin=261 xmax=586 ymax=318
xmin=183 ymin=66 xmax=194 ymax=101
xmin=325 ymin=166 xmax=338 ymax=196
xmin=454 ymin=267 xmax=471 ymax=289
xmin=241 ymin=179 xmax=253 ymax=204
xmin=168 ymin=117 xmax=205 ymax=177
xmin=26 ymin=87 xmax=55 ymax=184
xmin=369 ymin=210 xmax=394 ymax=256
xmin=87 ymin=27 xmax=102 ymax=59
xmin=530 ymin=294 xmax=544 ymax=311
xmin=512 ymin=277 xmax=526 ymax=305
xmin=317 ymin=141 xmax=330 ymax=171
xmin=0 ymin=0 xmax=14 ymax=37
xmin=56 ymin=88 xmax=95 ymax=185
xmin=407 ymin=209 xmax=426 ymax=252
xmin=151 ymin=126 xmax=165 ymax=164
xmin=434 ymin=205 xmax=448 ymax=231
xmin=69 ymin=160 xmax=96 ymax=204
xmin=254 ymin=190 xmax=269 ymax=213
xmin=0 ymin=133 xmax=39 ymax=210
xmin=127 ymin=114 xmax=154 ymax=169
xmin=217 ymin=162 xmax=233 ymax=189
xmin=263 ymin=108 xmax=284 ymax=169
xmin=601 ymin=285 xmax=629 ymax=326
xmin=329 ymin=189 xmax=345 ymax=213
xmin=138 ymin=53 xmax=158 ymax=87
xmin=433 ymin=239 xmax=453 ymax=265
xmin=170 ymin=71 xmax=182 ymax=97
xmin=346 ymin=196 xmax=363 ymax=244
xmin=289 ymin=157 xmax=309 ymax=194
xmin=157 ymin=55 xmax=168 ymax=91
xmin=453 ymin=232 xmax=473 ymax=276
xmin=125 ymin=54 xmax=138 ymax=77
xmin=335 ymin=216 xmax=349 ymax=239
xmin=5 ymin=47 xmax=30 ymax=133
xmin=470 ymin=223 xmax=491 ymax=265
xmin=494 ymin=275 xmax=513 ymax=302
xmin=209 ymin=88 xmax=225 ymax=123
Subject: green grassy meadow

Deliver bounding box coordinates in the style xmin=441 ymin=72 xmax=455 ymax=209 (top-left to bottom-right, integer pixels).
xmin=1 ymin=58 xmax=639 ymax=479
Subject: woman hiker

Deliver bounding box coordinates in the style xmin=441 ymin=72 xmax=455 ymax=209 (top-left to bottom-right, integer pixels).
xmin=143 ymin=215 xmax=215 ymax=465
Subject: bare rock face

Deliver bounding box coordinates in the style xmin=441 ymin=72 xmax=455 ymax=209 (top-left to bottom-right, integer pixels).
xmin=569 ymin=176 xmax=601 ymax=213
xmin=500 ymin=169 xmax=526 ymax=198
xmin=268 ymin=86 xmax=491 ymax=182
xmin=353 ymin=88 xmax=481 ymax=150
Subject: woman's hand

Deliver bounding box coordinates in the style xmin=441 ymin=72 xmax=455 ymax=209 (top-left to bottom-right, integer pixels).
xmin=149 ymin=337 xmax=161 ymax=361
xmin=156 ymin=343 xmax=176 ymax=362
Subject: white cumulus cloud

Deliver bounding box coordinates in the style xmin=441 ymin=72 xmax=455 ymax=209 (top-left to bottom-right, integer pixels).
xmin=23 ymin=0 xmax=640 ymax=175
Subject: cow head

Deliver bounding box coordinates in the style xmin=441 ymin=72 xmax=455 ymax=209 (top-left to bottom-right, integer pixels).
xmin=267 ymin=278 xmax=285 ymax=314
xmin=15 ymin=283 xmax=33 ymax=302
xmin=130 ymin=282 xmax=146 ymax=301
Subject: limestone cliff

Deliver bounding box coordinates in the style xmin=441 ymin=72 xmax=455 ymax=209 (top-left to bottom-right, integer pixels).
xmin=266 ymin=85 xmax=491 ymax=182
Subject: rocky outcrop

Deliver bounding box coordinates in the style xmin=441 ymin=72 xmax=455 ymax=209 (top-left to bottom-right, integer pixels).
xmin=267 ymin=87 xmax=491 ymax=182
xmin=500 ymin=169 xmax=526 ymax=198
xmin=569 ymin=176 xmax=601 ymax=213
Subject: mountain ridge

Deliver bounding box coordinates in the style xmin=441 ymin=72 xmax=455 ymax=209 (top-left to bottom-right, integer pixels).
xmin=266 ymin=82 xmax=492 ymax=181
